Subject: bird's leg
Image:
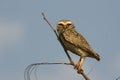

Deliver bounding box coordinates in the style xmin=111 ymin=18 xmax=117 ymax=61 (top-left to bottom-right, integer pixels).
xmin=74 ymin=57 xmax=85 ymax=73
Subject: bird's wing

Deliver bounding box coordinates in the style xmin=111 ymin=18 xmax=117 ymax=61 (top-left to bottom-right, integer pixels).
xmin=62 ymin=30 xmax=100 ymax=60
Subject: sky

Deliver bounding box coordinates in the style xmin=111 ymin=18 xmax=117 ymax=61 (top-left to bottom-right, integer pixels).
xmin=0 ymin=0 xmax=120 ymax=80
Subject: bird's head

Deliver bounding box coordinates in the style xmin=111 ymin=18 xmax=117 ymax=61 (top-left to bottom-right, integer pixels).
xmin=56 ymin=20 xmax=75 ymax=34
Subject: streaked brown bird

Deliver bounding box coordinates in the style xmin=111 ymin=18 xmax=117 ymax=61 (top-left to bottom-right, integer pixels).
xmin=56 ymin=20 xmax=100 ymax=72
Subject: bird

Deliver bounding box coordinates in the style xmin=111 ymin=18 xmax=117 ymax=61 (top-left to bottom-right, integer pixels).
xmin=56 ymin=20 xmax=100 ymax=73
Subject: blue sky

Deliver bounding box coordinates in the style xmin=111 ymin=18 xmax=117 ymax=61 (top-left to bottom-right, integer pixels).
xmin=0 ymin=0 xmax=120 ymax=80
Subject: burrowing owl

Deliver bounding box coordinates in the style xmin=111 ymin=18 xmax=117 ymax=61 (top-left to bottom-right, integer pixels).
xmin=56 ymin=20 xmax=100 ymax=72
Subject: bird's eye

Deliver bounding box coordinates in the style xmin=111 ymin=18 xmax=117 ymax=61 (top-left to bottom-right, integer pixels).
xmin=58 ymin=23 xmax=63 ymax=26
xmin=67 ymin=23 xmax=72 ymax=26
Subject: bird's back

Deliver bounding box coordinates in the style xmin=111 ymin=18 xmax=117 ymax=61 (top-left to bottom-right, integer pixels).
xmin=61 ymin=29 xmax=100 ymax=61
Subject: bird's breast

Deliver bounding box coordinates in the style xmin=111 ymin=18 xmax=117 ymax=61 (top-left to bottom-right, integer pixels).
xmin=60 ymin=33 xmax=88 ymax=57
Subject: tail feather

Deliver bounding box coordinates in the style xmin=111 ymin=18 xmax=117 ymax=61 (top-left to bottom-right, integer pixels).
xmin=95 ymin=53 xmax=100 ymax=61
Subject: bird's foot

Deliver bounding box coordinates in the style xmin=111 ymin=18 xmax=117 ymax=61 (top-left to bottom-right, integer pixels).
xmin=74 ymin=64 xmax=83 ymax=74
xmin=77 ymin=68 xmax=83 ymax=74
xmin=74 ymin=63 xmax=79 ymax=69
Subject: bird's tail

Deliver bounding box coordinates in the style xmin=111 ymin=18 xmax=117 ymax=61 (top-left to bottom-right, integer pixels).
xmin=95 ymin=53 xmax=100 ymax=61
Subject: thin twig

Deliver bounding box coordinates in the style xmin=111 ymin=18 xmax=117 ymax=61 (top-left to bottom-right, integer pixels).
xmin=24 ymin=62 xmax=71 ymax=80
xmin=42 ymin=12 xmax=74 ymax=66
xmin=42 ymin=12 xmax=90 ymax=80
xmin=42 ymin=13 xmax=57 ymax=36
xmin=80 ymin=70 xmax=90 ymax=80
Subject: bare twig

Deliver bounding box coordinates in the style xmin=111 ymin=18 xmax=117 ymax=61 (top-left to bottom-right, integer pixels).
xmin=24 ymin=62 xmax=71 ymax=80
xmin=42 ymin=13 xmax=57 ymax=36
xmin=80 ymin=70 xmax=90 ymax=80
xmin=42 ymin=12 xmax=90 ymax=80
xmin=42 ymin=12 xmax=74 ymax=66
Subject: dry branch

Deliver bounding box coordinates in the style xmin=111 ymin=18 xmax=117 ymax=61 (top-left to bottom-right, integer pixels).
xmin=24 ymin=62 xmax=71 ymax=80
xmin=41 ymin=12 xmax=90 ymax=80
xmin=42 ymin=13 xmax=74 ymax=66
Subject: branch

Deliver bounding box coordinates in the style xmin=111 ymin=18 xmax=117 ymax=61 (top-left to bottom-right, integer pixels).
xmin=24 ymin=62 xmax=71 ymax=80
xmin=42 ymin=12 xmax=74 ymax=66
xmin=42 ymin=13 xmax=57 ymax=37
xmin=42 ymin=12 xmax=90 ymax=80
xmin=79 ymin=70 xmax=90 ymax=80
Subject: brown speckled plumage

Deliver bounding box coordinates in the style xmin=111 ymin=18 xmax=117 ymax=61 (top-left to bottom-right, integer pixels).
xmin=56 ymin=20 xmax=100 ymax=72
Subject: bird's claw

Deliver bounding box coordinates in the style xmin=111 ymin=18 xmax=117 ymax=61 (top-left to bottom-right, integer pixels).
xmin=77 ymin=68 xmax=83 ymax=74
xmin=74 ymin=64 xmax=83 ymax=73
xmin=74 ymin=63 xmax=79 ymax=69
